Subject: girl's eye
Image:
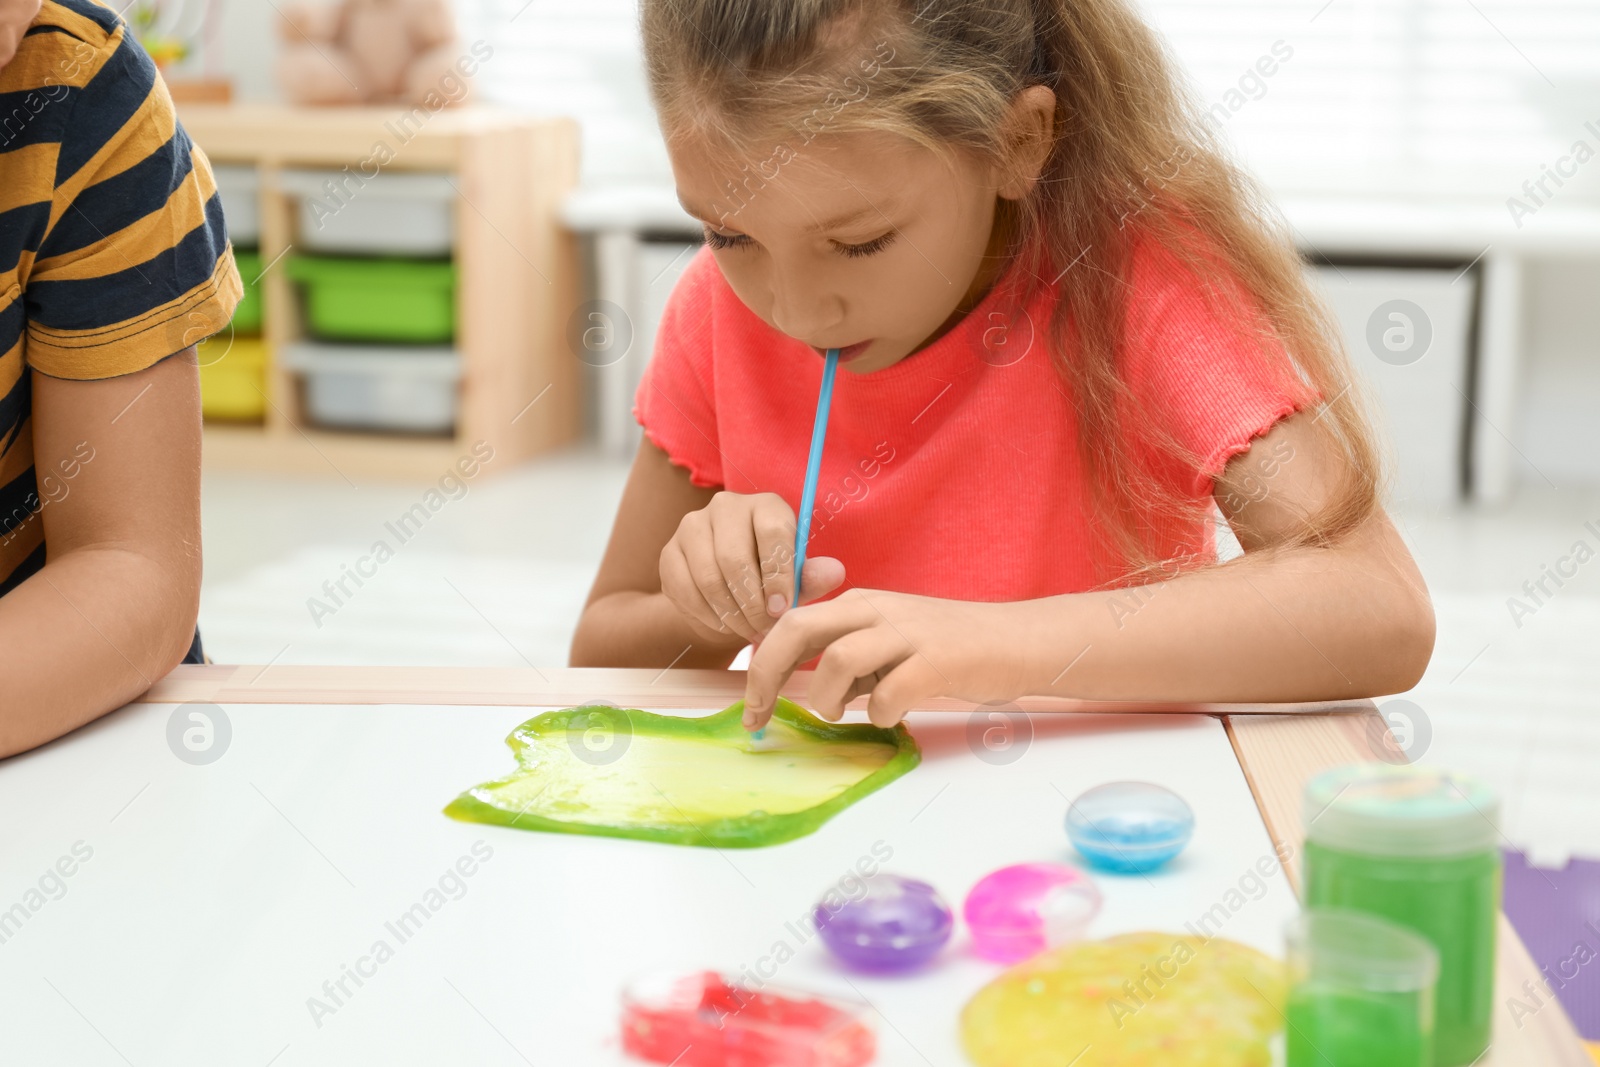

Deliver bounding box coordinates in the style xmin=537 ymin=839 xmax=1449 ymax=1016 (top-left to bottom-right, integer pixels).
xmin=701 ymin=227 xmax=896 ymax=257
xmin=703 ymin=228 xmax=752 ymax=251
xmin=835 ymin=231 xmax=897 ymax=259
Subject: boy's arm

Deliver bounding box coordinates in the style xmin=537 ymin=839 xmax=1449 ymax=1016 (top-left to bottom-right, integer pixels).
xmin=0 ymin=0 xmax=40 ymax=67
xmin=0 ymin=350 xmax=202 ymax=758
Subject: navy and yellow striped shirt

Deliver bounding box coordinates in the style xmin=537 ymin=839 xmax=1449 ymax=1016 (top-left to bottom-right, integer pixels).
xmin=0 ymin=0 xmax=239 ymax=595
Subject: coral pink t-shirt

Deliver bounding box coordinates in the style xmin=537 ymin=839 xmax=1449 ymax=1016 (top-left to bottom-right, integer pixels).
xmin=633 ymin=243 xmax=1312 ymax=601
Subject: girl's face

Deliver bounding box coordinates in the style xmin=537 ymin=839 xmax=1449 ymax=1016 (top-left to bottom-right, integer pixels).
xmin=668 ymin=129 xmax=1012 ymax=374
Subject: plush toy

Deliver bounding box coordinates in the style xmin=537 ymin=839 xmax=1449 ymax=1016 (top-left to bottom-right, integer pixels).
xmin=275 ymin=0 xmax=461 ymax=106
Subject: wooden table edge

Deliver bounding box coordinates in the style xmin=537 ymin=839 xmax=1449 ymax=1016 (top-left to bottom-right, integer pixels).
xmin=134 ymin=665 xmax=1587 ymax=1062
xmin=138 ymin=665 xmax=1378 ymax=715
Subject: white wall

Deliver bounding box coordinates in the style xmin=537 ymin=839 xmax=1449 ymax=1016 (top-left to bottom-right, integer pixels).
xmin=209 ymin=0 xmax=279 ymax=100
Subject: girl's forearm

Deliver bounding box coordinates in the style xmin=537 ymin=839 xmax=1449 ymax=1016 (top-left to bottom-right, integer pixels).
xmin=570 ymin=590 xmax=748 ymax=670
xmin=1014 ymin=523 xmax=1434 ymax=703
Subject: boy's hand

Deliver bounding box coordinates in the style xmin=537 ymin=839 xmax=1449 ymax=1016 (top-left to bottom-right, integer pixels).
xmin=660 ymin=490 xmax=845 ymax=645
xmin=0 ymin=0 xmax=40 ymax=70
xmin=743 ymin=590 xmax=1031 ymax=731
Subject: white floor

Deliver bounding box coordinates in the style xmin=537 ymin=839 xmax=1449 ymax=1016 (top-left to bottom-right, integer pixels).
xmin=198 ymin=450 xmax=1600 ymax=863
xmin=199 ymin=447 xmax=630 ymax=668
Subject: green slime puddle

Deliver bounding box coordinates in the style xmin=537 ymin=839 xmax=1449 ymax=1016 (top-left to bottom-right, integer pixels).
xmin=444 ymin=698 xmax=920 ymax=848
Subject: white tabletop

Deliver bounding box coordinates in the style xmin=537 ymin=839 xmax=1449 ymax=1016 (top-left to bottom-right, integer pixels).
xmin=0 ymin=701 xmax=1297 ymax=1067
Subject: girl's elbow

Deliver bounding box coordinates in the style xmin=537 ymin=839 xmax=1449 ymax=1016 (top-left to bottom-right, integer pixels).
xmin=1378 ymin=587 xmax=1436 ymax=693
xmin=568 ymin=606 xmax=609 ymax=667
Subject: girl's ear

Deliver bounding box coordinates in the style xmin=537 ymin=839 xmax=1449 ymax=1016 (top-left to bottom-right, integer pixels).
xmin=996 ymin=85 xmax=1057 ymax=201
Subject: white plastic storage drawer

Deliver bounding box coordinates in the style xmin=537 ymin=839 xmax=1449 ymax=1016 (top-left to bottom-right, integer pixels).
xmin=1307 ymin=266 xmax=1477 ymax=507
xmin=283 ymin=343 xmax=460 ymax=434
xmin=213 ymin=164 xmax=260 ymax=245
xmin=278 ymin=170 xmax=456 ymax=256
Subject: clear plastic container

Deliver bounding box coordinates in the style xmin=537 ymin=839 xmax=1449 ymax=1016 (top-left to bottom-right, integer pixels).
xmin=1286 ymin=909 xmax=1439 ymax=1067
xmin=814 ymin=873 xmax=952 ymax=973
xmin=963 ymin=862 xmax=1101 ymax=963
xmin=1302 ymin=764 xmax=1500 ymax=1066
xmin=1065 ymin=780 xmax=1195 ymax=873
xmin=282 ymin=343 xmax=459 ymax=434
xmin=620 ymin=970 xmax=874 ymax=1067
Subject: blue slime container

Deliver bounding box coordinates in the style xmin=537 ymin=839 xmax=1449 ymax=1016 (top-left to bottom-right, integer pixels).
xmin=1065 ymin=780 xmax=1195 ymax=873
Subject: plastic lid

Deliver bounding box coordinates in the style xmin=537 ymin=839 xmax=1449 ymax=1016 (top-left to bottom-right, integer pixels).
xmin=1302 ymin=763 xmax=1499 ymax=858
xmin=1286 ymin=909 xmax=1439 ymax=993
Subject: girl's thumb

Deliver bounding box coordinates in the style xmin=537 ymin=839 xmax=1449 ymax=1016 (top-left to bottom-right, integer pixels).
xmin=796 ymin=556 xmax=846 ymax=605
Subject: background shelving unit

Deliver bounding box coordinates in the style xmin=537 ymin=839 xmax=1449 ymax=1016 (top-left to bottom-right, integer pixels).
xmin=179 ymin=104 xmax=581 ymax=479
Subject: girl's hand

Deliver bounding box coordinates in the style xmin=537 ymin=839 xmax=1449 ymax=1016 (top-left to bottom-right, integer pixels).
xmin=742 ymin=589 xmax=1032 ymax=730
xmin=0 ymin=0 xmax=40 ymax=69
xmin=660 ymin=490 xmax=846 ymax=645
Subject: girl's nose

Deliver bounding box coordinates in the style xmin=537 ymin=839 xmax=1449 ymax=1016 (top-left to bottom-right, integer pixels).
xmin=768 ymin=276 xmax=845 ymax=343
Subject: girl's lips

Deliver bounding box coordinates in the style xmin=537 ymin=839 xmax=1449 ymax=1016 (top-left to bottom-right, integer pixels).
xmin=816 ymin=340 xmax=873 ymax=363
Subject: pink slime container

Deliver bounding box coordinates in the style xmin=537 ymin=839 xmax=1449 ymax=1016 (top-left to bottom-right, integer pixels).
xmin=963 ymin=862 xmax=1103 ymax=963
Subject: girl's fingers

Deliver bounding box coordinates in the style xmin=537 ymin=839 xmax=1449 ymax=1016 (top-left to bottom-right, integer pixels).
xmin=712 ymin=504 xmax=778 ymax=636
xmin=808 ymin=628 xmax=906 ymax=721
xmin=796 ymin=556 xmax=846 ymax=605
xmin=677 ymin=518 xmax=759 ymax=641
xmin=751 ymin=504 xmax=797 ymax=618
xmin=660 ymin=543 xmax=737 ymax=638
xmin=743 ymin=593 xmax=879 ymax=726
xmin=864 ymin=655 xmax=942 ymax=727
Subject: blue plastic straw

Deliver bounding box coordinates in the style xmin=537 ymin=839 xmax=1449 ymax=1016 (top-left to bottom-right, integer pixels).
xmin=752 ymin=347 xmax=838 ymax=742
xmin=792 ymin=348 xmax=840 ymax=608
xmin=752 ymin=350 xmax=838 ymax=742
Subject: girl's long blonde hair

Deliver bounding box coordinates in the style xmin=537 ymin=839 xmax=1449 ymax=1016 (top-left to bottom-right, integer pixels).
xmin=641 ymin=0 xmax=1382 ymax=583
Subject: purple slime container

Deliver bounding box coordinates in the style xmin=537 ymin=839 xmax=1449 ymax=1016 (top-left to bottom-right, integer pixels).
xmin=814 ymin=874 xmax=954 ymax=973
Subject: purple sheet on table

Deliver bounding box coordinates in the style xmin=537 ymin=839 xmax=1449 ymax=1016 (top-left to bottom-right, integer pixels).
xmin=1502 ymin=849 xmax=1600 ymax=1040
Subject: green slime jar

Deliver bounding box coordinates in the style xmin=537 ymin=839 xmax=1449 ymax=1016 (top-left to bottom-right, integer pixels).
xmin=1301 ymin=764 xmax=1501 ymax=1067
xmin=1286 ymin=908 xmax=1439 ymax=1067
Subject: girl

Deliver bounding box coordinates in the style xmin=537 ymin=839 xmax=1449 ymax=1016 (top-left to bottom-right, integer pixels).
xmin=570 ymin=0 xmax=1434 ymax=732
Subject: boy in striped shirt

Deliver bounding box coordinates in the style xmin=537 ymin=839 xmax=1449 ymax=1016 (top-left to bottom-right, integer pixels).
xmin=0 ymin=0 xmax=240 ymax=754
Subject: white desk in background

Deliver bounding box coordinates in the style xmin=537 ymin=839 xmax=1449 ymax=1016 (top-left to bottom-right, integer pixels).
xmin=1281 ymin=193 xmax=1600 ymax=505
xmin=564 ymin=185 xmax=1600 ymax=504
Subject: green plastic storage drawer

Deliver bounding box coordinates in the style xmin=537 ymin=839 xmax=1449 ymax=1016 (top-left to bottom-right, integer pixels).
xmin=231 ymin=249 xmax=263 ymax=335
xmin=287 ymin=256 xmax=456 ymax=343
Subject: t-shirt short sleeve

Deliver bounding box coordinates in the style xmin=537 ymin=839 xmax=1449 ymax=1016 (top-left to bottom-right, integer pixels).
xmin=632 ymin=247 xmax=725 ymax=488
xmin=1122 ymin=239 xmax=1317 ymax=497
xmin=22 ymin=13 xmax=239 ymax=380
